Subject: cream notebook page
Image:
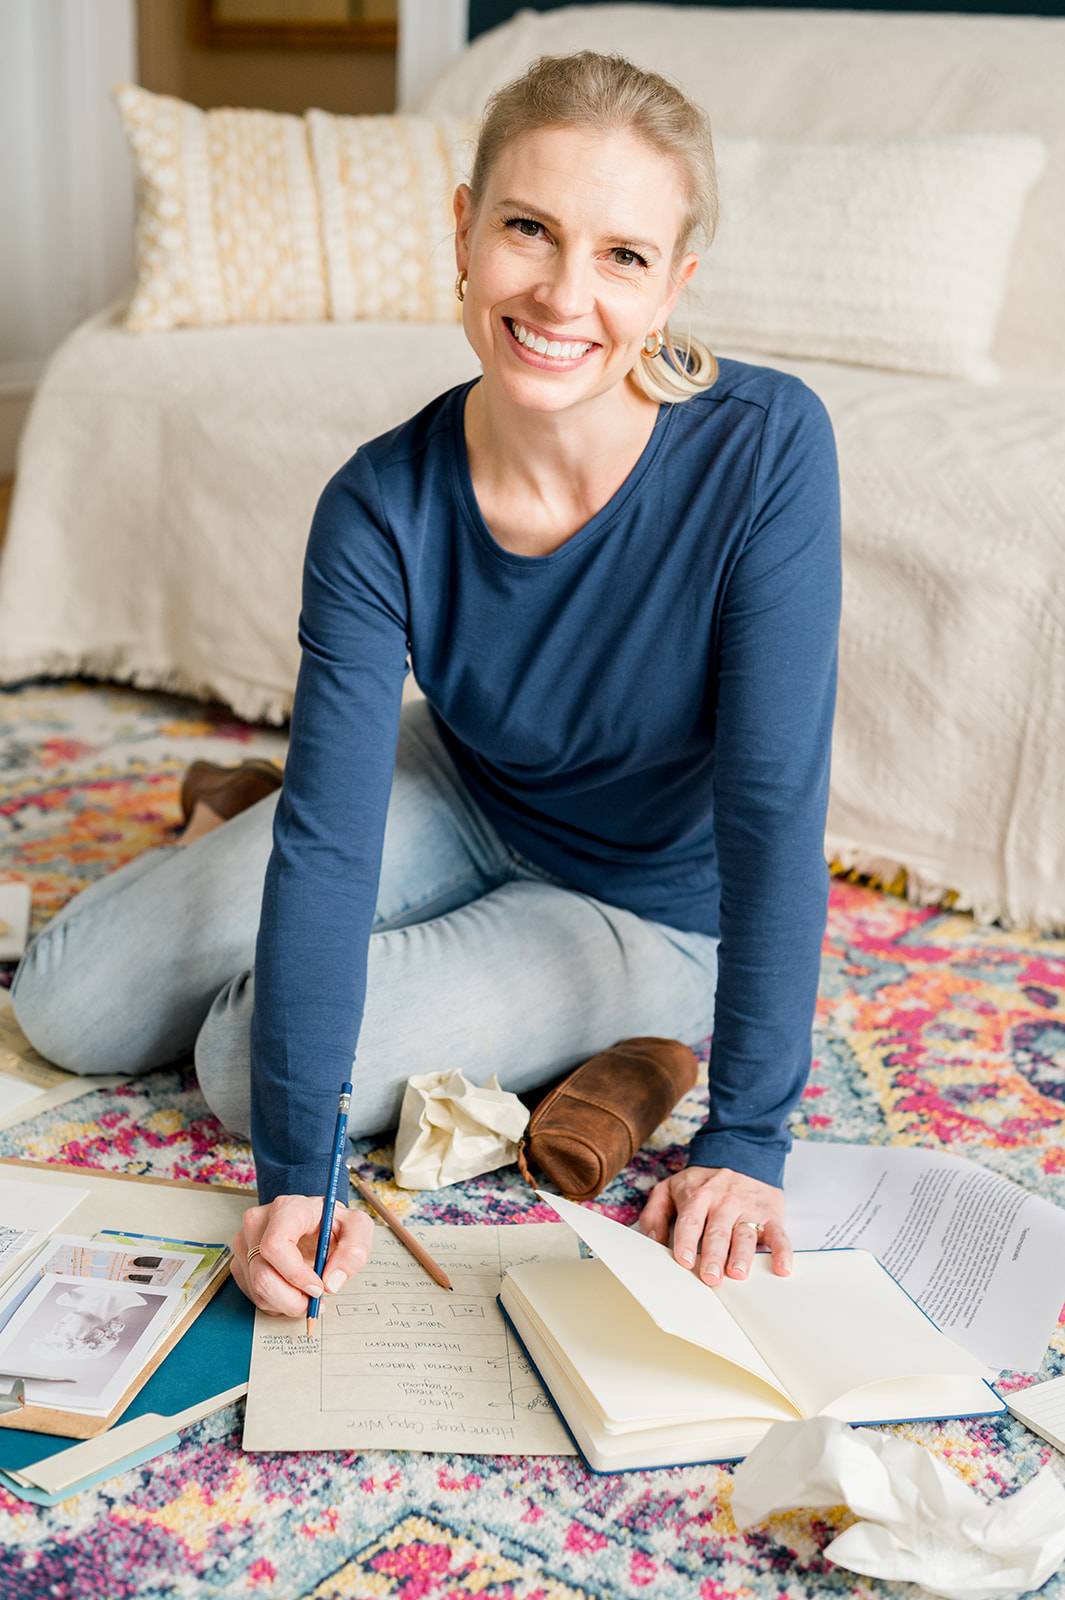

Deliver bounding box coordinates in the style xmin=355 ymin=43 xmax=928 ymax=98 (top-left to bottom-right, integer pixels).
xmin=506 ymin=1292 xmax=773 ymax=1469
xmin=503 ymin=1256 xmax=799 ymax=1431
xmin=540 ymin=1192 xmax=997 ymax=1420
xmin=242 ymin=1221 xmax=582 ymax=1455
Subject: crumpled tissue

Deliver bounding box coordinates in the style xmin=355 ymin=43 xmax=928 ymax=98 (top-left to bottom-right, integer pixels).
xmin=393 ymin=1069 xmax=530 ymax=1190
xmin=730 ymin=1415 xmax=1065 ymax=1600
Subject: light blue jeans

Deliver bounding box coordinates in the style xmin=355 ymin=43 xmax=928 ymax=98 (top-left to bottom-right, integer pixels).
xmin=10 ymin=699 xmax=719 ymax=1150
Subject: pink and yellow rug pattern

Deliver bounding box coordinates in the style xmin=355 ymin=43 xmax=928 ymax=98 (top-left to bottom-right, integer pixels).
xmin=1 ymin=681 xmax=1063 ymax=1600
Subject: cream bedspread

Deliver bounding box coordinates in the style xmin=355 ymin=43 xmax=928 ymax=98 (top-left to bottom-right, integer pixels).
xmin=2 ymin=302 xmax=1062 ymax=932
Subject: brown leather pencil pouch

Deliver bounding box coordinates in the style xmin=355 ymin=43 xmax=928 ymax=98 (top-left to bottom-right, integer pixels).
xmin=516 ymin=1036 xmax=699 ymax=1202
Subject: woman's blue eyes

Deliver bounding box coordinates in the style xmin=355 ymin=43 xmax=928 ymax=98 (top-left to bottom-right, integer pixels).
xmin=502 ymin=215 xmax=649 ymax=270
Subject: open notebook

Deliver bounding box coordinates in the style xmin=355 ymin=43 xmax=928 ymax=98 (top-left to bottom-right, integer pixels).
xmin=498 ymin=1192 xmax=1005 ymax=1473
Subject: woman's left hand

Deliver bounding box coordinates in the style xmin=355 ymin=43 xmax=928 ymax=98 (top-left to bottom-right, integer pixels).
xmin=636 ymin=1165 xmax=792 ymax=1285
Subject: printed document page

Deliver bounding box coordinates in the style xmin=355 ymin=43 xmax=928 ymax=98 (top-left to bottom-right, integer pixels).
xmin=785 ymin=1141 xmax=1065 ymax=1370
xmin=0 ymin=1178 xmax=88 ymax=1285
xmin=243 ymin=1221 xmax=580 ymax=1454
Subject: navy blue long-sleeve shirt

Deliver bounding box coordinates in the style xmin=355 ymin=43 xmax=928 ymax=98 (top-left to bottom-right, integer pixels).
xmin=249 ymin=358 xmax=842 ymax=1204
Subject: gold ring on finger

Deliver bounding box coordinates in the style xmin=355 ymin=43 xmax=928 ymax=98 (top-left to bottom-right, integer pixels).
xmin=247 ymin=1244 xmax=262 ymax=1264
xmin=735 ymin=1220 xmax=762 ymax=1233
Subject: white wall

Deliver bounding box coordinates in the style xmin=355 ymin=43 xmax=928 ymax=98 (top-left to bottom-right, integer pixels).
xmin=396 ymin=0 xmax=468 ymax=112
xmin=0 ymin=0 xmax=137 ymax=475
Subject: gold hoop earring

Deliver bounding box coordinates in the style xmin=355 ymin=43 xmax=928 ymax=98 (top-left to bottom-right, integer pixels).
xmin=642 ymin=328 xmax=664 ymax=359
xmin=455 ymin=270 xmax=467 ymax=303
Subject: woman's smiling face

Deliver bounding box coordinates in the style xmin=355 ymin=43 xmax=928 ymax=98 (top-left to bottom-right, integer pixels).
xmin=453 ymin=125 xmax=699 ymax=413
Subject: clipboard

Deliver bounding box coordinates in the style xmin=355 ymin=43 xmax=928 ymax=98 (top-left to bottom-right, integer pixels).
xmin=0 ymin=1274 xmax=255 ymax=1502
xmin=0 ymin=1159 xmax=254 ymax=1439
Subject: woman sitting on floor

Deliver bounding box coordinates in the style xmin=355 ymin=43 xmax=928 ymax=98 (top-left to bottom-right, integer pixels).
xmin=11 ymin=49 xmax=841 ymax=1315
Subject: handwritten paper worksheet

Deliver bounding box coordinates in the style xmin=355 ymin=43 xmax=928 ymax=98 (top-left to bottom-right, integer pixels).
xmin=242 ymin=1221 xmax=581 ymax=1454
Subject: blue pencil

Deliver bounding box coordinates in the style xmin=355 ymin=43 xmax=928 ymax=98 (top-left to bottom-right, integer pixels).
xmin=306 ymin=1080 xmax=353 ymax=1338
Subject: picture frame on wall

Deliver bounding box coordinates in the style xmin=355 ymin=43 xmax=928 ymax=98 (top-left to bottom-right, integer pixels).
xmin=194 ymin=0 xmax=398 ymax=50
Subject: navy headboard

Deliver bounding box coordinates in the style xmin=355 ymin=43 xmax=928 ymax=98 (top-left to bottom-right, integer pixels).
xmin=469 ymin=0 xmax=1065 ymax=39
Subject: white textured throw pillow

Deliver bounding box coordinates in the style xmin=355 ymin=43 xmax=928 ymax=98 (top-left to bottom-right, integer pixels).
xmin=697 ymin=134 xmax=1046 ymax=381
xmin=306 ymin=110 xmax=475 ymax=323
xmin=113 ymin=83 xmax=328 ymax=332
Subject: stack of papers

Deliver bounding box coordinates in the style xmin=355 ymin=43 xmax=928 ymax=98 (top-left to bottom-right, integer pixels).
xmin=0 ymin=1161 xmax=254 ymax=1502
xmin=0 ymin=1228 xmax=230 ymax=1420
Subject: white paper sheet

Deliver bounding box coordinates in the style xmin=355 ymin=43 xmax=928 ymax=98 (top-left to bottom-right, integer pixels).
xmin=0 ymin=1226 xmax=38 ymax=1272
xmin=785 ymin=1141 xmax=1065 ymax=1370
xmin=0 ymin=1178 xmax=87 ymax=1280
xmin=0 ymin=1001 xmax=127 ymax=1133
xmin=1003 ymin=1373 xmax=1065 ymax=1455
xmin=0 ymin=883 xmax=31 ymax=961
xmin=243 ymin=1221 xmax=581 ymax=1454
xmin=0 ymin=1079 xmax=43 ymax=1116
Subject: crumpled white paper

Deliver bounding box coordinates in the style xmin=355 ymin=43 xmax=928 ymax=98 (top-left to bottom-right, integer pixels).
xmin=393 ymin=1069 xmax=530 ymax=1190
xmin=730 ymin=1416 xmax=1065 ymax=1599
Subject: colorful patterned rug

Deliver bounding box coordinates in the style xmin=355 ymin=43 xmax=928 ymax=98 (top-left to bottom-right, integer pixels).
xmin=1 ymin=678 xmax=1063 ymax=1600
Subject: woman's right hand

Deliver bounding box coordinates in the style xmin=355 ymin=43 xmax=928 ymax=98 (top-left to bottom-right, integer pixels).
xmin=231 ymin=1195 xmax=373 ymax=1316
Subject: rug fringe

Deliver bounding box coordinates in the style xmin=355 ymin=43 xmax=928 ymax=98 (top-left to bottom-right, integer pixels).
xmin=826 ymin=839 xmax=1065 ymax=938
xmin=0 ymin=649 xmax=292 ymax=728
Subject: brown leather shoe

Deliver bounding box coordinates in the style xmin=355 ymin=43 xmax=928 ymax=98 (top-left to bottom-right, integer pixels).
xmin=179 ymin=758 xmax=283 ymax=824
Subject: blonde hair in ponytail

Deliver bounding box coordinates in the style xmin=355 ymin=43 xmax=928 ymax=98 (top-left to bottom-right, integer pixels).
xmin=465 ymin=49 xmax=720 ymax=402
